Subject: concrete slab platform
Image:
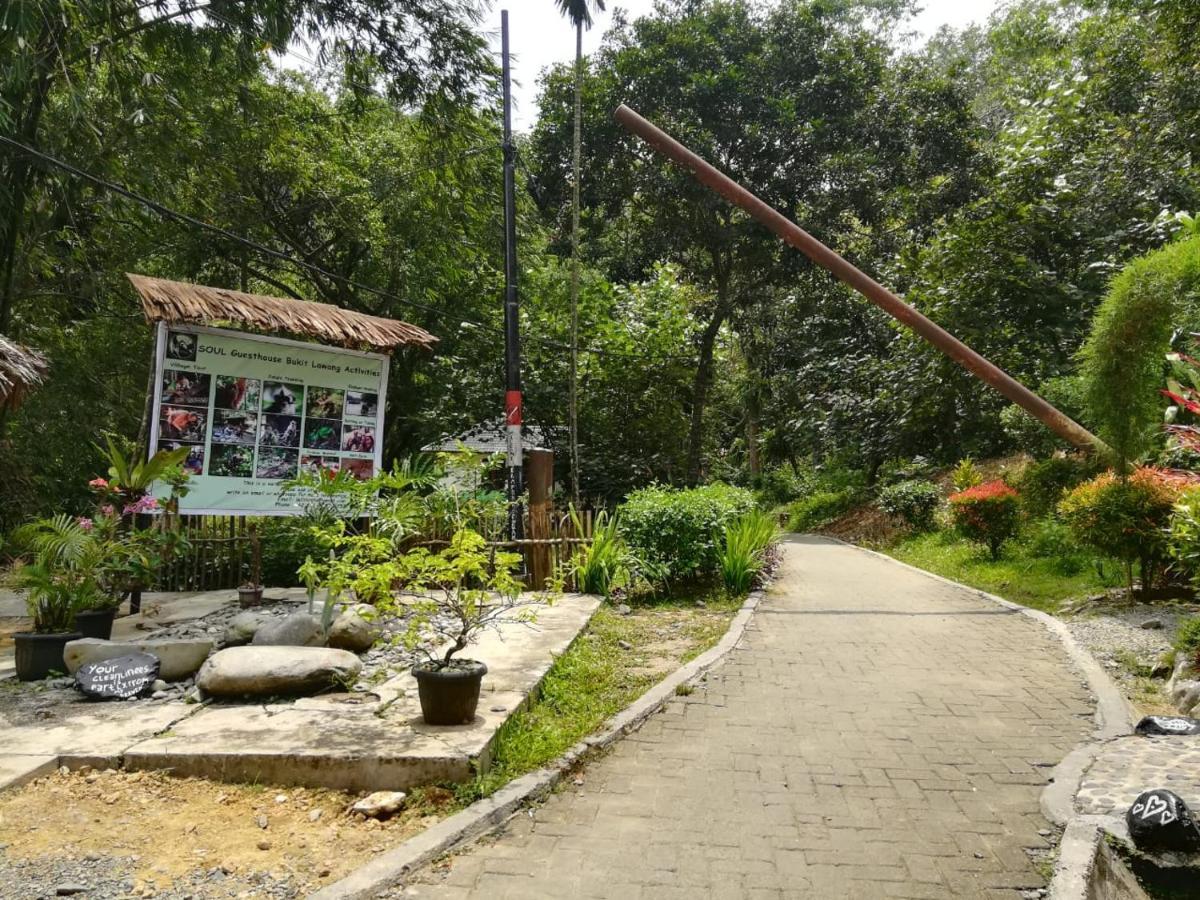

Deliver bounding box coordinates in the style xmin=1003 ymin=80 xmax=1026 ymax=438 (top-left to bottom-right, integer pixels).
xmin=0 ymin=593 xmax=599 ymax=793
xmin=0 ymin=755 xmax=57 ymax=791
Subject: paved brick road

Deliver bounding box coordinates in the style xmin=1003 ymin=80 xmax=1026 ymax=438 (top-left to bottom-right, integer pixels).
xmin=399 ymin=536 xmax=1094 ymax=899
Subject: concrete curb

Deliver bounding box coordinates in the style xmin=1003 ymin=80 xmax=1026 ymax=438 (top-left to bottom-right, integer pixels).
xmin=310 ymin=588 xmax=765 ymax=900
xmin=829 ymin=538 xmax=1137 ymax=900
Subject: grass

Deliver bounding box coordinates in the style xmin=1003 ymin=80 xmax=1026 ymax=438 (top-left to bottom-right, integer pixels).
xmin=885 ymin=528 xmax=1118 ymax=614
xmin=459 ymin=587 xmax=741 ymax=802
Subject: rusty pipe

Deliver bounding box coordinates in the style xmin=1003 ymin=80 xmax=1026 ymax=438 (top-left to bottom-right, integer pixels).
xmin=613 ymin=103 xmax=1107 ymax=455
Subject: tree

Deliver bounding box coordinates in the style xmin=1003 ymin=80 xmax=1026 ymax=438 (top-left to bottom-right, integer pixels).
xmin=553 ymin=0 xmax=606 ymax=506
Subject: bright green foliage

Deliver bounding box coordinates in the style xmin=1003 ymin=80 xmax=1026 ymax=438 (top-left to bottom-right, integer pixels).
xmin=1059 ymin=468 xmax=1180 ymax=594
xmin=787 ymin=489 xmax=860 ymax=533
xmin=1078 ymin=236 xmax=1200 ymax=469
xmin=1016 ymin=455 xmax=1097 ymax=519
xmin=566 ymin=508 xmax=632 ymax=597
xmin=878 ymin=480 xmax=941 ymax=531
xmin=619 ymin=483 xmax=755 ymax=582
xmin=951 ymin=459 xmax=983 ymax=493
xmin=1022 ymin=518 xmax=1087 ymax=576
xmin=718 ymin=510 xmax=779 ymax=594
xmin=1174 ymin=616 xmax=1200 ymax=667
xmin=12 ymin=515 xmax=103 ymax=631
xmin=1166 ymin=487 xmax=1200 ymax=590
xmin=948 ymin=480 xmax=1021 ymax=560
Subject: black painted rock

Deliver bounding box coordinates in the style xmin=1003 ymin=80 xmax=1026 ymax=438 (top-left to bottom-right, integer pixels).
xmin=1136 ymin=715 xmax=1200 ymax=736
xmin=75 ymin=652 xmax=161 ymax=700
xmin=1126 ymin=789 xmax=1200 ymax=852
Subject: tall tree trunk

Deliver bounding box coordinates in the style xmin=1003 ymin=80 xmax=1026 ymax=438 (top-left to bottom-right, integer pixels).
xmin=747 ymin=408 xmax=761 ymax=479
xmin=686 ymin=298 xmax=732 ymax=484
xmin=568 ymin=22 xmax=583 ymax=507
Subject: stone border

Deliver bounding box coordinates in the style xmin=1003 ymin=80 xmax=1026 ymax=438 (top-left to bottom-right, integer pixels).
xmin=829 ymin=538 xmax=1136 ymax=900
xmin=310 ymin=587 xmax=765 ymax=900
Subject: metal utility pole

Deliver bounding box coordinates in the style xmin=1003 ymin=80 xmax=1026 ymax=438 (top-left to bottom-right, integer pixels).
xmin=612 ymin=104 xmax=1107 ymax=455
xmin=501 ymin=10 xmax=525 ymax=540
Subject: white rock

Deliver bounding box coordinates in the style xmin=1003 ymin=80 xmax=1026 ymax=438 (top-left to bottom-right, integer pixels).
xmin=64 ymin=638 xmax=213 ymax=681
xmin=351 ymin=791 xmax=406 ymax=819
xmin=196 ymin=646 xmax=362 ymax=697
xmin=327 ymin=604 xmax=380 ymax=653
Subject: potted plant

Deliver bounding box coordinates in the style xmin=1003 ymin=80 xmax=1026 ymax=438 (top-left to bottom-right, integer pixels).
xmin=11 ymin=515 xmax=96 ymax=680
xmin=239 ymin=523 xmax=264 ymax=607
xmin=389 ymin=529 xmax=542 ymax=725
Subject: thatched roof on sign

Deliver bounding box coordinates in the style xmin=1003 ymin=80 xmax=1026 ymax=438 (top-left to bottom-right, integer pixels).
xmin=0 ymin=335 xmax=48 ymax=412
xmin=127 ymin=273 xmax=437 ymax=352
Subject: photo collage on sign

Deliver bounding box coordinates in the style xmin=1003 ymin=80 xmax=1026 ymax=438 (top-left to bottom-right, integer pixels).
xmin=156 ymin=331 xmax=378 ymax=482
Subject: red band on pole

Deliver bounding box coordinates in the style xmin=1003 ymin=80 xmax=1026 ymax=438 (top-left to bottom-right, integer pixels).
xmin=505 ymin=390 xmax=523 ymax=426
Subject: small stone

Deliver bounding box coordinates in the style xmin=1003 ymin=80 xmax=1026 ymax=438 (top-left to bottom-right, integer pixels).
xmin=1038 ymin=829 xmax=1051 ymax=837
xmin=350 ymin=791 xmax=407 ymax=819
xmin=256 ymin=815 xmax=269 ymax=830
xmin=695 ymin=600 xmax=706 ymax=608
xmin=85 ymin=852 xmax=102 ymax=861
xmin=57 ymin=765 xmax=70 ymax=776
xmin=56 ymin=885 xmax=88 ymax=896
xmin=151 ymin=679 xmax=169 ymax=692
xmin=151 ymin=691 xmax=167 ymax=700
xmin=257 ymin=840 xmax=272 ymax=851
xmin=615 ymin=604 xmax=632 ymax=616
xmin=317 ymin=867 xmax=331 ymax=878
xmin=490 ymin=706 xmax=507 ymax=713
xmin=617 ymin=640 xmax=632 ymax=651
xmin=274 ymin=794 xmax=288 ymax=804
xmin=1141 ymin=618 xmax=1165 ymax=630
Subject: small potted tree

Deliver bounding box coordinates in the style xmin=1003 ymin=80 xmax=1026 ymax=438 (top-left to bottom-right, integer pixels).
xmin=389 ymin=529 xmax=542 ymax=725
xmin=239 ymin=523 xmax=264 ymax=607
xmin=11 ymin=515 xmax=97 ymax=680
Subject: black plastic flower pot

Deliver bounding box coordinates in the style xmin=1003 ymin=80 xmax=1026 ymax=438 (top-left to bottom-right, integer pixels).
xmin=74 ymin=608 xmax=115 ymax=640
xmin=13 ymin=631 xmax=84 ymax=682
xmin=412 ymin=659 xmax=488 ymax=725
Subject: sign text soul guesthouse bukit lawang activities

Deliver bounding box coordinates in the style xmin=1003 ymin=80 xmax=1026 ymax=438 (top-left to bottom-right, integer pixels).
xmin=149 ymin=323 xmax=389 ymax=515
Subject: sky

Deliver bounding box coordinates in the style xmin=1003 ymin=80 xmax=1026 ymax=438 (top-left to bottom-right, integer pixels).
xmin=489 ymin=0 xmax=1004 ymax=130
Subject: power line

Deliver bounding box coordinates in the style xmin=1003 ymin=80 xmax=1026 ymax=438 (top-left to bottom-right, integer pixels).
xmin=0 ymin=135 xmax=693 ymax=364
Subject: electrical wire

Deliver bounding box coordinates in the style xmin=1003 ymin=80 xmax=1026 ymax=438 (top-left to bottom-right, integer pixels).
xmin=0 ymin=135 xmax=694 ymax=364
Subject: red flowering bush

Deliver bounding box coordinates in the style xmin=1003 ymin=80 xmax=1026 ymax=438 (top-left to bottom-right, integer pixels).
xmin=1058 ymin=467 xmax=1182 ymax=595
xmin=948 ymin=480 xmax=1021 ymax=560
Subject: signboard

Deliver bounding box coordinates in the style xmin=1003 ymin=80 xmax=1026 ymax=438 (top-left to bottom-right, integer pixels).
xmin=148 ymin=323 xmax=388 ymax=515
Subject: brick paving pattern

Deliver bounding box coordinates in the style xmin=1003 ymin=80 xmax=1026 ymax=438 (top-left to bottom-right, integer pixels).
xmin=398 ymin=536 xmax=1095 ymax=899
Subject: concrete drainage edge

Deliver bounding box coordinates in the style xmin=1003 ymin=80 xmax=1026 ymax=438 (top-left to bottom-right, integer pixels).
xmin=310 ymin=587 xmax=765 ymax=900
xmin=829 ymin=537 xmax=1137 ymax=900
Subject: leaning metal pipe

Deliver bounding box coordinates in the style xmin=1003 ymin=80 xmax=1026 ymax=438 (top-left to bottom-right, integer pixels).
xmin=613 ymin=103 xmax=1107 ymax=454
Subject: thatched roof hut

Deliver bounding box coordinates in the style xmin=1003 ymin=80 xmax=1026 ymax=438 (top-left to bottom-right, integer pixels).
xmin=0 ymin=335 xmax=49 ymax=412
xmin=127 ymin=274 xmax=437 ymax=352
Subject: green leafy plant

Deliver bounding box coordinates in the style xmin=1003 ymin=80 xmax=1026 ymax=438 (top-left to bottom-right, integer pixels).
xmin=1166 ymin=486 xmax=1200 ymax=589
xmin=718 ymin=509 xmax=779 ymax=594
xmin=948 ymin=480 xmax=1021 ymax=560
xmin=786 ymin=489 xmax=860 ymax=532
xmin=877 ymin=480 xmax=940 ymax=531
xmin=1174 ymin=616 xmax=1200 ymax=667
xmin=12 ymin=515 xmax=103 ymax=632
xmin=619 ymin=483 xmax=755 ymax=581
xmin=566 ymin=508 xmax=631 ymax=597
xmin=1016 ymin=455 xmax=1096 ymax=519
xmin=1022 ymin=518 xmax=1087 ymax=576
xmin=1059 ymin=467 xmax=1181 ymax=595
xmin=951 ymin=458 xmax=983 ymax=492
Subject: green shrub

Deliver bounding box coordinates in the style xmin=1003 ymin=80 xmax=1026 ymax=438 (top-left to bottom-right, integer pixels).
xmin=786 ymin=489 xmax=859 ymax=532
xmin=1059 ymin=468 xmax=1181 ymax=594
xmin=719 ymin=510 xmax=779 ymax=594
xmin=948 ymin=480 xmax=1021 ymax=560
xmin=1000 ymin=375 xmax=1089 ymax=456
xmin=567 ymin=508 xmax=643 ymax=597
xmin=1022 ymin=518 xmax=1087 ymax=576
xmin=877 ymin=480 xmax=940 ymax=531
xmin=951 ymin=458 xmax=983 ymax=493
xmin=1078 ymin=235 xmax=1200 ymax=468
xmin=1175 ymin=616 xmax=1200 ymax=666
xmin=1166 ymin=486 xmax=1200 ymax=589
xmin=877 ymin=457 xmax=936 ymax=487
xmin=619 ymin=483 xmax=755 ymax=581
xmin=1016 ymin=456 xmax=1097 ymax=519
xmin=259 ymin=517 xmax=328 ymax=587
xmin=752 ymin=466 xmax=809 ymax=506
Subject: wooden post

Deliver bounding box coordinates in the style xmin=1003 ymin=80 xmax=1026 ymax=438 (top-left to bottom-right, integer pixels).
xmin=526 ymin=449 xmax=554 ymax=589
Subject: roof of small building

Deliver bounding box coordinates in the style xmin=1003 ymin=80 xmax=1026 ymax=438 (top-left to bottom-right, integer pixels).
xmin=0 ymin=334 xmax=49 ymax=412
xmin=422 ymin=417 xmax=551 ymax=453
xmin=128 ymin=273 xmax=437 ymax=352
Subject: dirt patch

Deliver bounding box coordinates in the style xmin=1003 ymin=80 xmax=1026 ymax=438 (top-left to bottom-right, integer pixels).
xmin=0 ymin=767 xmax=453 ymax=897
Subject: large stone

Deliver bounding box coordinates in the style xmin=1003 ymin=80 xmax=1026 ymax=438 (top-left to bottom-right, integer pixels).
xmin=252 ymin=612 xmax=324 ymax=648
xmin=1167 ymin=653 xmax=1200 ymax=715
xmin=1126 ymin=789 xmax=1200 ymax=853
xmin=224 ymin=612 xmax=266 ymax=646
xmin=327 ymin=604 xmax=381 ymax=653
xmin=64 ymin=638 xmax=213 ymax=681
xmin=350 ymin=790 xmax=406 ymax=819
xmin=196 ymin=646 xmax=362 ymax=697
xmin=75 ymin=653 xmax=160 ymax=700
xmin=1135 ymin=715 xmax=1200 ymax=736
